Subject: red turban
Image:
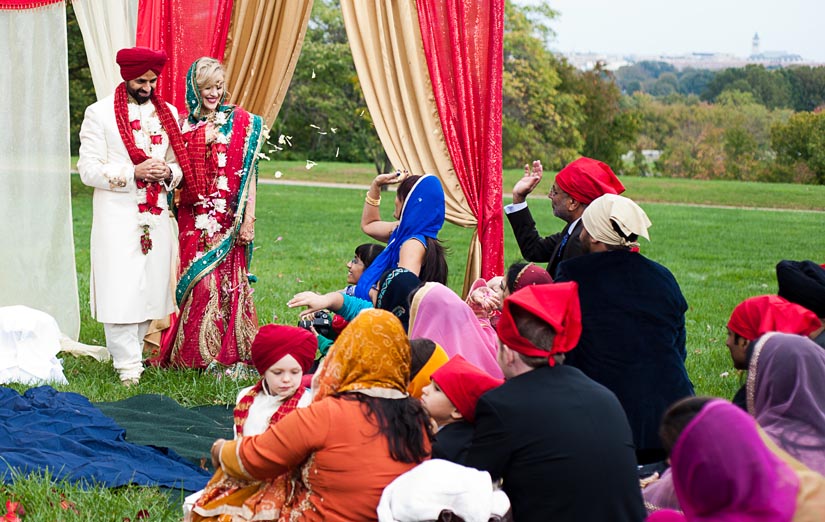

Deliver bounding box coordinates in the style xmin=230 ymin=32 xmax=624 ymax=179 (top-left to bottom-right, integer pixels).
xmin=116 ymin=47 xmax=168 ymax=81
xmin=497 ymin=282 xmax=582 ymax=366
xmin=430 ymin=355 xmax=503 ymax=422
xmin=727 ymin=295 xmax=821 ymax=341
xmin=251 ymin=325 xmax=317 ymax=376
xmin=512 ymin=263 xmax=553 ymax=292
xmin=555 ymin=157 xmax=625 ymax=205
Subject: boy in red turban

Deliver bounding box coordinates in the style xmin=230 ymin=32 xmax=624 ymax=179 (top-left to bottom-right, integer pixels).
xmin=421 ymin=355 xmax=502 ymax=464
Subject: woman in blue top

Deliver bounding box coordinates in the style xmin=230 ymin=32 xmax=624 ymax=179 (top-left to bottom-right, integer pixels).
xmin=355 ymin=173 xmax=448 ymax=301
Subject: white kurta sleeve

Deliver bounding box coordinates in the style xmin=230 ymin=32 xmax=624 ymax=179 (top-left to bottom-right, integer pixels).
xmin=77 ymin=103 xmax=135 ymax=192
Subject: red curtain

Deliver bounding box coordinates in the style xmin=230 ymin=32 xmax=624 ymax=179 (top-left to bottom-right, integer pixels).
xmin=416 ymin=0 xmax=504 ymax=280
xmin=136 ymin=0 xmax=233 ymax=113
xmin=0 ymin=0 xmax=61 ymax=8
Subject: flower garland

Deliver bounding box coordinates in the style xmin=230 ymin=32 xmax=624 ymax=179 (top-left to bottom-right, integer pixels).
xmin=113 ymin=82 xmax=192 ymax=255
xmin=193 ymin=111 xmax=235 ymax=243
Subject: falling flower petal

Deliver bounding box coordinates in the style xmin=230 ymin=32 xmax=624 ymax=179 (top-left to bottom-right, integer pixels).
xmin=306 ymin=160 xmax=317 ymax=170
xmin=275 ymin=171 xmax=283 ymax=178
xmin=309 ymin=124 xmax=321 ymax=130
xmin=312 ymin=68 xmax=316 ymax=79
xmin=330 ymin=127 xmax=337 ymax=133
xmin=336 ymin=147 xmax=340 ymax=158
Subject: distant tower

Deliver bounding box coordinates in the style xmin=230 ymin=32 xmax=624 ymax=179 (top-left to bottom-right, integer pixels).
xmin=751 ymin=33 xmax=760 ymax=57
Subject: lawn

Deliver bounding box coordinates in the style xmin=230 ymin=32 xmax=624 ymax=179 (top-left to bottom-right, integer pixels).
xmin=4 ymin=167 xmax=824 ymax=520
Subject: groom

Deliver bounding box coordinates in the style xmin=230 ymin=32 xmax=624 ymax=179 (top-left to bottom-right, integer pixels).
xmin=77 ymin=47 xmax=190 ymax=386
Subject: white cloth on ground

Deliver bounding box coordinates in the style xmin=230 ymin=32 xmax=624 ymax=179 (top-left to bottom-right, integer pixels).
xmin=377 ymin=459 xmax=511 ymax=522
xmin=0 ymin=306 xmax=68 ymax=385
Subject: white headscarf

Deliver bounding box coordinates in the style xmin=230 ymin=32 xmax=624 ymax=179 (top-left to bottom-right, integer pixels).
xmin=581 ymin=194 xmax=651 ymax=248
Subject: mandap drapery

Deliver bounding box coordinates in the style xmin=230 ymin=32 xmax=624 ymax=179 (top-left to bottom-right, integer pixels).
xmin=72 ymin=0 xmax=139 ymax=100
xmin=342 ymin=0 xmax=504 ymax=292
xmin=135 ymin=0 xmax=233 ymax=113
xmin=0 ymin=0 xmax=80 ymax=339
xmin=416 ymin=0 xmax=504 ymax=286
xmin=222 ymin=0 xmax=314 ymax=127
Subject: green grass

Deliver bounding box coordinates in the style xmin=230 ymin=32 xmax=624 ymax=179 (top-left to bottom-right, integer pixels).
xmin=5 ymin=168 xmax=823 ymax=520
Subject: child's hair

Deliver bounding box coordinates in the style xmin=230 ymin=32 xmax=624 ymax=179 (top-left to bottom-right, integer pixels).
xmin=410 ymin=338 xmax=437 ymax=380
xmin=659 ymin=396 xmax=716 ymax=455
xmin=355 ymin=243 xmax=385 ymax=269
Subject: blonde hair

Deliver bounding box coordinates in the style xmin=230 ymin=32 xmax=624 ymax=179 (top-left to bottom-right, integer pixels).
xmin=194 ymin=57 xmax=229 ymax=101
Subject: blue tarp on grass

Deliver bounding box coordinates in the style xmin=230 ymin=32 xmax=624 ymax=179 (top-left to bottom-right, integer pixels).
xmin=0 ymin=386 xmax=210 ymax=491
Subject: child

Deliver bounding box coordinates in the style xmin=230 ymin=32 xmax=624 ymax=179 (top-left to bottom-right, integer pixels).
xmin=421 ymin=355 xmax=503 ymax=465
xmin=186 ymin=324 xmax=317 ymax=521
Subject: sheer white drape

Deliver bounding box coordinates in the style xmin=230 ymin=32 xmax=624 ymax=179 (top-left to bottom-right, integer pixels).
xmin=0 ymin=3 xmax=80 ymax=340
xmin=72 ymin=0 xmax=139 ymax=99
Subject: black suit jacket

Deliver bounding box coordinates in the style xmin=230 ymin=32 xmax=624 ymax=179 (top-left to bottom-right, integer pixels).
xmin=506 ymin=206 xmax=584 ymax=277
xmin=465 ymin=365 xmax=645 ymax=522
xmin=432 ymin=421 xmax=474 ymax=465
xmin=555 ymin=250 xmax=695 ymax=455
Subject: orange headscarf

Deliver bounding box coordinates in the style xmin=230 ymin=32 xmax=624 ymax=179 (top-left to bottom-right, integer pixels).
xmin=314 ymin=309 xmax=411 ymax=401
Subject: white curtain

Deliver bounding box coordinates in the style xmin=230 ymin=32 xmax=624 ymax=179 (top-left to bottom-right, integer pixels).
xmin=0 ymin=2 xmax=80 ymax=340
xmin=72 ymin=0 xmax=139 ymax=100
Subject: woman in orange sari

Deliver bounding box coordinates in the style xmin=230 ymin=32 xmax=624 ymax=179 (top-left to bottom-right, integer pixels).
xmin=207 ymin=309 xmax=433 ymax=521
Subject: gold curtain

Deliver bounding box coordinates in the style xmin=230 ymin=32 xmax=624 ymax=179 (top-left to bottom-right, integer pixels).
xmin=222 ymin=0 xmax=314 ymax=127
xmin=340 ymin=0 xmax=482 ymax=294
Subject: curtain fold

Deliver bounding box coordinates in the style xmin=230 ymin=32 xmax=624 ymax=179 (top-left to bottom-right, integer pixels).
xmin=72 ymin=0 xmax=140 ymax=100
xmin=221 ymin=0 xmax=313 ymax=127
xmin=341 ymin=0 xmax=483 ymax=293
xmin=416 ymin=0 xmax=505 ymax=284
xmin=135 ymin=0 xmax=233 ymax=113
xmin=0 ymin=1 xmax=80 ymax=339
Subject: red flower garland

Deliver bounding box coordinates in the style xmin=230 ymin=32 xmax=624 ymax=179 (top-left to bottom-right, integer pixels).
xmin=113 ymin=82 xmax=192 ymax=254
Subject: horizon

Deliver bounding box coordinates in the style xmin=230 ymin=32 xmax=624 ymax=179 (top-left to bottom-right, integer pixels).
xmin=518 ymin=0 xmax=824 ymax=63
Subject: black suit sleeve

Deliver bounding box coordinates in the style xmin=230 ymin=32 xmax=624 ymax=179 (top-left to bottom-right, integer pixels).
xmin=506 ymin=206 xmax=563 ymax=263
xmin=464 ymin=396 xmax=510 ymax=481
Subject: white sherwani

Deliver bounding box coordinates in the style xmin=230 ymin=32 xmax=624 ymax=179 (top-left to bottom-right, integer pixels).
xmin=77 ymin=94 xmax=183 ymax=324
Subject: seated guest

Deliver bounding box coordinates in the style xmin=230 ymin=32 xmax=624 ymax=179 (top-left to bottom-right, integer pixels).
xmin=343 ymin=242 xmax=385 ymax=296
xmin=377 ymin=459 xmax=511 ymax=522
xmin=505 ymin=157 xmax=625 ymax=276
xmin=777 ymin=259 xmax=825 ymax=348
xmin=357 ymin=172 xmax=448 ymax=300
xmin=647 ymin=398 xmax=825 ymax=522
xmin=746 ymin=332 xmax=825 ymax=476
xmin=408 ymin=338 xmax=449 ymax=399
xmin=209 ymin=309 xmax=433 ymax=521
xmin=188 ymin=325 xmax=316 ymax=520
xmin=409 ymin=282 xmax=502 ymax=378
xmin=725 ymin=295 xmax=821 ymax=409
xmin=421 ymin=355 xmax=503 ymax=465
xmin=466 ymin=283 xmax=645 ymax=522
xmin=555 ymin=194 xmax=694 ymax=464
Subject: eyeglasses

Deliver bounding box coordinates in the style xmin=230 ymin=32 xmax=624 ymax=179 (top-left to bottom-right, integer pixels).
xmin=349 ymin=256 xmax=363 ymax=266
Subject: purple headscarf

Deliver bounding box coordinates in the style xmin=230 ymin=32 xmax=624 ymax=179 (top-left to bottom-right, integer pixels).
xmin=670 ymin=400 xmax=798 ymax=522
xmin=747 ymin=332 xmax=825 ymax=475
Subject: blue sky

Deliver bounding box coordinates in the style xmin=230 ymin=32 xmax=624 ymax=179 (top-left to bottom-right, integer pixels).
xmin=522 ymin=0 xmax=824 ymax=62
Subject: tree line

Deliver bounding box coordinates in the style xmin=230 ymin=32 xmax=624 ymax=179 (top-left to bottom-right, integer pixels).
xmin=66 ymin=1 xmax=825 ymax=184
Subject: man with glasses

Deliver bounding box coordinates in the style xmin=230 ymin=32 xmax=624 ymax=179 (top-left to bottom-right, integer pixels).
xmin=504 ymin=157 xmax=625 ymax=276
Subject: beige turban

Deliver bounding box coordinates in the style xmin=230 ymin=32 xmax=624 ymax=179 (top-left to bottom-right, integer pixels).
xmin=581 ymin=194 xmax=651 ymax=248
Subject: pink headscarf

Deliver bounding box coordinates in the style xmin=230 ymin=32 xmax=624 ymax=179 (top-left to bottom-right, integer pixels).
xmin=747 ymin=332 xmax=825 ymax=475
xmin=670 ymin=400 xmax=799 ymax=522
xmin=409 ymin=283 xmax=503 ymax=379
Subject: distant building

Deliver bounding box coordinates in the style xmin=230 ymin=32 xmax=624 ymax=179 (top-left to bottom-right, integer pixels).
xmin=752 ymin=33 xmax=760 ymax=57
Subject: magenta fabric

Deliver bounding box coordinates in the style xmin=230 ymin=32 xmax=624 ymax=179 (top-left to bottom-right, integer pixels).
xmin=747 ymin=332 xmax=825 ymax=475
xmin=416 ymin=0 xmax=504 ymax=280
xmin=646 ymin=510 xmax=686 ymax=522
xmin=409 ymin=283 xmax=503 ymax=379
xmin=136 ymin=0 xmax=233 ymax=112
xmin=670 ymin=400 xmax=798 ymax=522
